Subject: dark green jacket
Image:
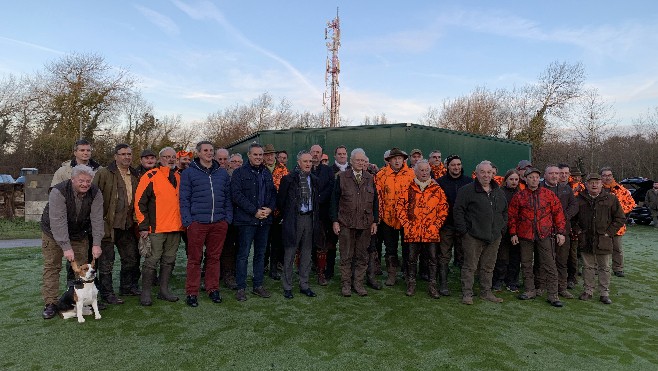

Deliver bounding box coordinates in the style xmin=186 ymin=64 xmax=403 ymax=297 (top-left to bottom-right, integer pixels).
xmin=573 ymin=191 xmax=625 ymax=254
xmin=453 ymin=180 xmax=508 ymax=244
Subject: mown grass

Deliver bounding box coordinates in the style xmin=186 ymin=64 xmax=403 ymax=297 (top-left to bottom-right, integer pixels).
xmin=0 ymin=226 xmax=656 ymax=370
xmin=0 ymin=218 xmax=40 ymax=239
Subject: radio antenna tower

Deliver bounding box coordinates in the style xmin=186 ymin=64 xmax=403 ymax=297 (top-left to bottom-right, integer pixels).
xmin=323 ymin=8 xmax=340 ymax=127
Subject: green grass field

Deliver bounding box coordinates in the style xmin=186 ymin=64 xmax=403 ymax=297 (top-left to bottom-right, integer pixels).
xmin=1 ymin=226 xmax=656 ymax=370
xmin=0 ymin=218 xmax=40 ymax=239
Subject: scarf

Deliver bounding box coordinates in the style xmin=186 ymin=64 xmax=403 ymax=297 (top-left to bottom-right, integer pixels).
xmin=414 ymin=178 xmax=432 ymax=191
xmin=335 ymin=161 xmax=348 ymax=172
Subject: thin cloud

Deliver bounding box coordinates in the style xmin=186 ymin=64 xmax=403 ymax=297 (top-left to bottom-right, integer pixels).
xmin=134 ymin=5 xmax=180 ymax=35
xmin=0 ymin=36 xmax=64 ymax=55
xmin=171 ymin=0 xmax=321 ymax=96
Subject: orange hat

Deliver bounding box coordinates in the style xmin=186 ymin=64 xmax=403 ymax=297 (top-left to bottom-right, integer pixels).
xmin=177 ymin=150 xmax=193 ymax=159
xmin=321 ymin=154 xmax=329 ymax=161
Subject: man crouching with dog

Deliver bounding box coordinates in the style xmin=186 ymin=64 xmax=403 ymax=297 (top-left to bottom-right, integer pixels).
xmin=41 ymin=165 xmax=104 ymax=319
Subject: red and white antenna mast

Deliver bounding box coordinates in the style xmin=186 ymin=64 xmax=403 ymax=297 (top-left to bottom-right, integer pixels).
xmin=323 ymin=8 xmax=340 ymax=127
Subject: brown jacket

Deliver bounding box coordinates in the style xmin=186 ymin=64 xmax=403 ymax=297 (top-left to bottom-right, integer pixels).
xmin=93 ymin=161 xmax=139 ymax=239
xmin=573 ymin=191 xmax=625 ymax=255
xmin=330 ymin=170 xmax=379 ymax=230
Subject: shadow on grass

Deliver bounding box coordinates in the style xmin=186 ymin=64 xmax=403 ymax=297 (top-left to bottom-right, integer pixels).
xmin=0 ymin=226 xmax=656 ymax=370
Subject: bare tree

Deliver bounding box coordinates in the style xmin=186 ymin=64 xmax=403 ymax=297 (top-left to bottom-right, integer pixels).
xmin=422 ymin=86 xmax=508 ymax=137
xmin=516 ymin=61 xmax=585 ymax=152
xmin=362 ymin=113 xmax=389 ymax=126
xmin=572 ymin=88 xmax=616 ymax=173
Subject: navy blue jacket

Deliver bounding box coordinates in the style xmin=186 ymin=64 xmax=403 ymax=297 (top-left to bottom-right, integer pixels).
xmin=437 ymin=173 xmax=473 ymax=229
xmin=179 ymin=158 xmax=233 ymax=227
xmin=231 ymin=162 xmax=277 ymax=226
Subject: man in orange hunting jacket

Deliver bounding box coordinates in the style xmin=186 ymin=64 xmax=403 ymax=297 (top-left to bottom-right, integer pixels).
xmin=600 ymin=167 xmax=635 ymax=277
xmin=428 ymin=150 xmax=446 ymax=180
xmin=134 ymin=147 xmax=184 ymax=306
xmin=375 ymin=147 xmax=415 ymax=286
xmin=396 ymin=160 xmax=448 ymax=298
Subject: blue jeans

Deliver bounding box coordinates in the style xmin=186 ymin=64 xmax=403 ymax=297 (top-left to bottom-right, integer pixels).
xmin=236 ymin=224 xmax=270 ymax=290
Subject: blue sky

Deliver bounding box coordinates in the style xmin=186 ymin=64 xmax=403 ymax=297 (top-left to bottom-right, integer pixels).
xmin=1 ymin=1 xmax=657 ymax=127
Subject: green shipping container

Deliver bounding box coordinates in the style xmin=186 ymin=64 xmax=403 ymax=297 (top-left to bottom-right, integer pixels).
xmin=227 ymin=123 xmax=531 ymax=174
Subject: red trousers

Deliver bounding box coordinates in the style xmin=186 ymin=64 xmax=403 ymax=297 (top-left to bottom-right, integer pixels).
xmin=185 ymin=221 xmax=228 ymax=295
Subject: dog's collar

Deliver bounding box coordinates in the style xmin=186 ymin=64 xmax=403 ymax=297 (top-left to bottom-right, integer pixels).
xmin=73 ymin=278 xmax=95 ymax=284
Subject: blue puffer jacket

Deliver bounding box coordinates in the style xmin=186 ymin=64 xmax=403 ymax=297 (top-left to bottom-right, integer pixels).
xmin=179 ymin=158 xmax=233 ymax=227
xmin=230 ymin=162 xmax=277 ymax=226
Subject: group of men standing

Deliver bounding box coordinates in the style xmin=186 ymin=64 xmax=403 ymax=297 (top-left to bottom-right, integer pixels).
xmin=41 ymin=139 xmax=636 ymax=319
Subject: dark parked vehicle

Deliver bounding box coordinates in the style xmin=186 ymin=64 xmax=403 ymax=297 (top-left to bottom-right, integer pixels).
xmin=621 ymin=177 xmax=654 ymax=225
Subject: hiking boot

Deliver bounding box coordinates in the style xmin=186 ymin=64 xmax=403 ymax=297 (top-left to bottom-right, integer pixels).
xmin=209 ymin=290 xmax=222 ymax=303
xmin=252 ymin=286 xmax=271 ymax=298
xmin=566 ymin=280 xmax=576 ymax=290
xmin=548 ymin=298 xmax=564 ymax=307
xmin=186 ymin=295 xmax=199 ymax=307
xmin=579 ymin=292 xmax=593 ymax=301
xmin=506 ymin=284 xmax=519 ymax=293
xmin=341 ymin=284 xmax=352 ymax=297
xmin=559 ymin=290 xmax=575 ymax=299
xmin=480 ymin=291 xmax=503 ymax=303
xmin=462 ymin=295 xmax=473 ymax=305
xmin=428 ymin=281 xmax=440 ymax=299
xmin=599 ymin=296 xmax=612 ymax=304
xmin=406 ymin=281 xmax=416 ymax=297
xmin=367 ymin=276 xmax=382 ymax=290
xmin=353 ymin=282 xmax=368 ymax=297
xmin=318 ymin=272 xmax=329 ymax=286
xmin=42 ymin=304 xmax=58 ymax=319
xmin=518 ymin=291 xmax=536 ymax=300
xmin=613 ymin=271 xmax=625 ymax=277
xmin=103 ymin=293 xmax=125 ymax=305
xmin=236 ymin=289 xmax=247 ymax=302
xmin=492 ymin=281 xmax=503 ymax=292
xmin=385 ymin=256 xmax=397 ymax=286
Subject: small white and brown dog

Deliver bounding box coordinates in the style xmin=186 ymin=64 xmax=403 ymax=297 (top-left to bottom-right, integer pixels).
xmin=57 ymin=260 xmax=101 ymax=323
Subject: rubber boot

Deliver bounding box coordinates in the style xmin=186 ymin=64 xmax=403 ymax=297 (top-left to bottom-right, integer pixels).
xmin=439 ymin=263 xmax=450 ymax=296
xmin=428 ymin=256 xmax=440 ymax=299
xmin=325 ymin=249 xmax=336 ymax=280
xmin=406 ymin=246 xmax=418 ymax=296
xmin=317 ymin=251 xmax=328 ymax=286
xmin=419 ymin=248 xmax=429 ymax=281
xmin=353 ymin=259 xmax=368 ymax=296
xmin=157 ymin=263 xmax=179 ymax=302
xmin=366 ymin=251 xmax=382 ymax=290
xmin=373 ymin=251 xmax=383 ymax=275
xmin=385 ymin=256 xmax=397 ymax=286
xmin=119 ymin=268 xmax=133 ymax=296
xmin=140 ymin=267 xmax=154 ymax=306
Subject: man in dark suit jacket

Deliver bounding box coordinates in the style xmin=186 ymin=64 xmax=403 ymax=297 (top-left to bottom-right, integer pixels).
xmin=276 ymin=151 xmax=320 ymax=299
